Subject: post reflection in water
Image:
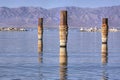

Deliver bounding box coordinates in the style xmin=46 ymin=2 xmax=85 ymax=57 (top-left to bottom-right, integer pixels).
xmin=59 ymin=47 xmax=68 ymax=80
xmin=101 ymin=68 xmax=108 ymax=80
xmin=38 ymin=40 xmax=43 ymax=63
xmin=101 ymin=43 xmax=108 ymax=65
xmin=101 ymin=43 xmax=108 ymax=80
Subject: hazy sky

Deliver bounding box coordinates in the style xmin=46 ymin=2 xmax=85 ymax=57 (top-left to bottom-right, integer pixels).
xmin=0 ymin=0 xmax=120 ymax=8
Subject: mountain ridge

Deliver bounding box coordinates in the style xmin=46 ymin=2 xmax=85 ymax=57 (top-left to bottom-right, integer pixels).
xmin=0 ymin=5 xmax=120 ymax=28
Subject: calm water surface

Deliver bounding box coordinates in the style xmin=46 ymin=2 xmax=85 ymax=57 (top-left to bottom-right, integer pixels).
xmin=0 ymin=29 xmax=120 ymax=80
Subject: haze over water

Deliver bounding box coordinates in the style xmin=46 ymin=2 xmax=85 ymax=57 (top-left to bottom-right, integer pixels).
xmin=0 ymin=29 xmax=120 ymax=80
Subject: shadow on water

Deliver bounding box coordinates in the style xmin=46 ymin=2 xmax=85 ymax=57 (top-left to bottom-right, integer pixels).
xmin=59 ymin=47 xmax=68 ymax=80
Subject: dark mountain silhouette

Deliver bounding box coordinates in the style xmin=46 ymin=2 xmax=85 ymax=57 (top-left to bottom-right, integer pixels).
xmin=0 ymin=6 xmax=120 ymax=28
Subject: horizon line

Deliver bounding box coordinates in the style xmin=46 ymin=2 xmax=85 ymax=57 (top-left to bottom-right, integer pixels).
xmin=0 ymin=5 xmax=120 ymax=9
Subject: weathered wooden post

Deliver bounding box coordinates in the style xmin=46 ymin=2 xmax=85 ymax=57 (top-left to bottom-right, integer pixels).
xmin=38 ymin=18 xmax=43 ymax=40
xmin=59 ymin=47 xmax=67 ymax=80
xmin=59 ymin=11 xmax=68 ymax=79
xmin=101 ymin=44 xmax=108 ymax=64
xmin=38 ymin=40 xmax=43 ymax=63
xmin=59 ymin=10 xmax=68 ymax=47
xmin=38 ymin=18 xmax=43 ymax=62
xmin=101 ymin=18 xmax=108 ymax=44
xmin=101 ymin=18 xmax=108 ymax=64
xmin=38 ymin=40 xmax=43 ymax=54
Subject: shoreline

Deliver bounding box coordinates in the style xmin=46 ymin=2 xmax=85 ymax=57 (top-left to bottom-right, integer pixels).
xmin=0 ymin=27 xmax=28 ymax=31
xmin=80 ymin=28 xmax=120 ymax=32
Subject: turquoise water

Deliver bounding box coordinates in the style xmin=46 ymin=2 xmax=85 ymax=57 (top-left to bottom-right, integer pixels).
xmin=0 ymin=29 xmax=120 ymax=80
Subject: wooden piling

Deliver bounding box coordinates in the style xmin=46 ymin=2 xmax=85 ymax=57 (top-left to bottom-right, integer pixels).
xmin=38 ymin=18 xmax=43 ymax=40
xmin=101 ymin=18 xmax=108 ymax=43
xmin=59 ymin=11 xmax=68 ymax=79
xmin=59 ymin=10 xmax=68 ymax=47
xmin=38 ymin=40 xmax=43 ymax=63
xmin=59 ymin=47 xmax=67 ymax=80
xmin=101 ymin=18 xmax=108 ymax=64
xmin=101 ymin=44 xmax=108 ymax=64
xmin=38 ymin=40 xmax=43 ymax=53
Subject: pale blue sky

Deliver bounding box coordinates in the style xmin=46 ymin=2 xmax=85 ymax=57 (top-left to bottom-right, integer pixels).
xmin=0 ymin=0 xmax=120 ymax=8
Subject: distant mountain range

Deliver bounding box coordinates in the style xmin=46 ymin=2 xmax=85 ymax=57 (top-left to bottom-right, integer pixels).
xmin=0 ymin=6 xmax=120 ymax=28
